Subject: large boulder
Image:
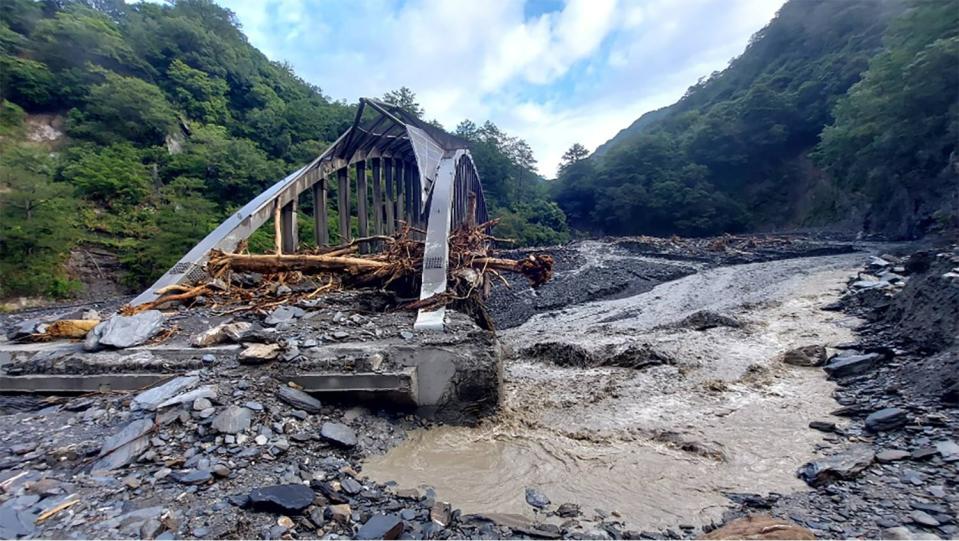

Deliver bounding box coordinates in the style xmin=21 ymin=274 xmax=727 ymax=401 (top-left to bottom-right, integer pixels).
xmin=782 ymin=345 xmax=827 ymax=367
xmin=797 ymin=444 xmax=874 ymax=486
xmin=823 ymin=352 xmax=882 ymax=378
xmin=701 ymin=515 xmax=815 ymax=540
xmin=97 ymin=310 xmax=165 ymax=349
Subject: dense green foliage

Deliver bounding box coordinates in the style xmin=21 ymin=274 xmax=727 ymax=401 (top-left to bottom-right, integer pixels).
xmin=0 ymin=0 xmax=560 ymax=299
xmin=815 ymin=1 xmax=959 ymax=235
xmin=555 ymin=0 xmax=957 ymax=238
xmin=454 ymin=120 xmax=569 ymax=246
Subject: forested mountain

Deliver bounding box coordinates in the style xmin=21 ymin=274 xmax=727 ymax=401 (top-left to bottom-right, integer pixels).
xmin=0 ymin=0 xmax=563 ymax=299
xmin=554 ymin=0 xmax=958 ymax=239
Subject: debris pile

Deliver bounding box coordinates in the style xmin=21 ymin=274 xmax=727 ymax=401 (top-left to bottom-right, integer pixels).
xmin=127 ymin=224 xmax=553 ymax=331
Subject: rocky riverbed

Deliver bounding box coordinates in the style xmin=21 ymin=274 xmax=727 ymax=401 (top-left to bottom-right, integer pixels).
xmin=1 ymin=235 xmax=956 ymax=540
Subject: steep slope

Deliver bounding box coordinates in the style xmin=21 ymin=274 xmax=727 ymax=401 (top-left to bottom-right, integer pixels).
xmin=555 ymin=0 xmax=956 ymax=239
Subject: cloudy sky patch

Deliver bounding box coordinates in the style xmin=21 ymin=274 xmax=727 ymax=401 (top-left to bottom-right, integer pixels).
xmin=220 ymin=0 xmax=785 ymax=176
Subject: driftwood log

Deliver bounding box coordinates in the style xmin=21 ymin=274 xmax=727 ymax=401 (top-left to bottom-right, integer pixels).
xmin=125 ymin=223 xmax=553 ymax=329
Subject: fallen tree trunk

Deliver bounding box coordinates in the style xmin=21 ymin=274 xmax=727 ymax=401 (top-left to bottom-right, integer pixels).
xmin=209 ymin=252 xmax=389 ymax=275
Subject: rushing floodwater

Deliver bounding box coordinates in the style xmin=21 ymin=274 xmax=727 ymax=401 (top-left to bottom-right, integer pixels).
xmin=362 ymin=253 xmax=867 ymax=530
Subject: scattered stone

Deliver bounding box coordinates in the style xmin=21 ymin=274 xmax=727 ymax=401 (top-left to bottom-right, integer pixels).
xmin=910 ymin=510 xmax=941 ymax=527
xmin=356 ymin=514 xmax=404 ymax=540
xmin=193 ymin=397 xmax=212 ymax=411
xmin=865 ymin=408 xmax=907 ymax=432
xmin=100 ymin=417 xmax=155 ymax=457
xmin=556 ymin=503 xmax=581 ymax=518
xmin=882 ymin=526 xmax=920 ymax=540
xmin=911 ymin=446 xmax=939 ymax=460
xmin=248 ymin=484 xmax=315 ymax=515
xmin=255 ymin=435 xmax=268 ymax=445
xmin=264 ymin=306 xmax=304 ymax=326
xmin=935 ymin=439 xmax=959 ymax=460
xmin=276 ymin=386 xmax=322 ymax=413
xmin=157 ymin=385 xmax=218 ymax=409
xmin=677 ymin=310 xmax=741 ymax=331
xmin=239 ymin=343 xmax=280 ymax=364
xmin=876 ymin=449 xmax=911 ymax=463
xmin=797 ymin=444 xmax=874 ymax=486
xmin=701 ymin=515 xmax=815 ymax=540
xmin=783 ymin=345 xmax=827 ymax=367
xmin=211 ymin=406 xmax=253 ymax=434
xmin=809 ymin=421 xmax=837 ymax=432
xmin=341 ymin=477 xmax=362 ymax=495
xmin=98 ymin=310 xmax=165 ymax=349
xmin=823 ymin=353 xmax=882 ymax=378
xmin=191 ymin=322 xmax=253 ymax=347
xmin=132 ymin=376 xmax=200 ymax=411
xmin=327 ymin=504 xmax=351 ymax=523
xmin=173 ymin=469 xmax=212 ymax=485
xmin=430 ymin=501 xmax=452 ymax=526
xmin=525 ymin=487 xmax=550 ymax=509
xmin=212 ymin=464 xmax=231 ymax=478
xmin=320 ymin=422 xmax=357 ymax=447
xmin=91 ymin=435 xmax=151 ymax=471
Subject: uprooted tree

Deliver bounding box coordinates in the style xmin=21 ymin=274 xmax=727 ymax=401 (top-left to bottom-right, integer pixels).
xmin=124 ymin=221 xmax=553 ymax=330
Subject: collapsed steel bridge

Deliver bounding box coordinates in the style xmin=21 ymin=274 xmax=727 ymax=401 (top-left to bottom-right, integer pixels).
xmin=131 ymin=98 xmax=488 ymax=331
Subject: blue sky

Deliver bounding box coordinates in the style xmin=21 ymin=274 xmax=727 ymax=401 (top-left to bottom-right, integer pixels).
xmin=218 ymin=0 xmax=786 ymax=176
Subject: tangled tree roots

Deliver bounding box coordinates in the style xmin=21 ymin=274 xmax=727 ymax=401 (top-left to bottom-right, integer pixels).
xmin=124 ymin=223 xmax=553 ymax=331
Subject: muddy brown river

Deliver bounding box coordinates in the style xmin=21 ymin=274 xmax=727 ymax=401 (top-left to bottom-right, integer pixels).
xmin=363 ymin=252 xmax=867 ymax=530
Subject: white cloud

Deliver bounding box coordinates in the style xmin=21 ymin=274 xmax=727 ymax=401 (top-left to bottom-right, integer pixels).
xmin=218 ymin=0 xmax=786 ymax=177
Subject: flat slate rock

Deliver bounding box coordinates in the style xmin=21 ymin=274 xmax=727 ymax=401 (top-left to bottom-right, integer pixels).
xmin=248 ymin=484 xmax=315 ymax=514
xmin=157 ymin=385 xmax=218 ymax=409
xmin=865 ymin=407 xmax=907 ymax=432
xmin=356 ymin=514 xmax=404 ymax=540
xmin=276 ymin=386 xmax=322 ymax=413
xmin=823 ymin=353 xmax=882 ymax=379
xmin=320 ymin=422 xmax=357 ymax=447
xmin=876 ymin=449 xmax=911 ymax=462
xmin=212 ymin=406 xmax=253 ymax=434
xmin=132 ymin=376 xmax=200 ymax=411
xmin=91 ymin=435 xmax=151 ymax=471
xmin=100 ymin=417 xmax=155 ymax=457
xmin=797 ymin=444 xmax=874 ymax=486
xmin=98 ymin=310 xmax=165 ymax=349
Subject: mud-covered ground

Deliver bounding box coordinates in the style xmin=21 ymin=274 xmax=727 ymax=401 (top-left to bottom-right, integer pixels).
xmin=487 ymin=235 xmax=855 ymax=329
